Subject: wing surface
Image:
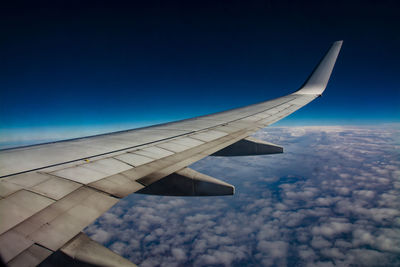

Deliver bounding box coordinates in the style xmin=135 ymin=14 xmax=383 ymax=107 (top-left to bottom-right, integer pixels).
xmin=0 ymin=41 xmax=342 ymax=266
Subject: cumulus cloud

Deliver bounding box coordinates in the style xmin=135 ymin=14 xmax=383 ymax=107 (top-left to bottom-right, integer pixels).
xmin=85 ymin=126 xmax=400 ymax=266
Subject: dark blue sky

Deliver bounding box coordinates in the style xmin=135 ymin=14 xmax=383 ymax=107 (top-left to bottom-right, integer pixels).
xmin=1 ymin=1 xmax=399 ymax=134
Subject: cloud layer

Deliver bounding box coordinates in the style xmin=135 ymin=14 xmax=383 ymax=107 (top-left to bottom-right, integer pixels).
xmin=85 ymin=126 xmax=400 ymax=266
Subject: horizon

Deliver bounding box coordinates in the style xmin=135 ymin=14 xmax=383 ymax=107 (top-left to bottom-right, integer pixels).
xmin=0 ymin=2 xmax=399 ymax=266
xmin=1 ymin=122 xmax=399 ymax=150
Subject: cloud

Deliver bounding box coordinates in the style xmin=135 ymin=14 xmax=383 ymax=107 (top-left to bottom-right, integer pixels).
xmin=311 ymin=220 xmax=352 ymax=239
xmin=171 ymin=248 xmax=187 ymax=261
xmin=85 ymin=126 xmax=400 ymax=266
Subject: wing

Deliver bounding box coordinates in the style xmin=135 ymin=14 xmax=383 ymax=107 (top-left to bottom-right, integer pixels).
xmin=0 ymin=41 xmax=342 ymax=266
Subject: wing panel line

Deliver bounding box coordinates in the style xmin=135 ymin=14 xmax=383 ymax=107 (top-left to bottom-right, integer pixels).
xmin=0 ymin=95 xmax=301 ymax=179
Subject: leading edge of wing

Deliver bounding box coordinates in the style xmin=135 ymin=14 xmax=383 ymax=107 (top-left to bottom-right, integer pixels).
xmin=294 ymin=40 xmax=343 ymax=96
xmin=0 ymin=41 xmax=342 ymax=154
xmin=0 ymin=41 xmax=342 ymax=178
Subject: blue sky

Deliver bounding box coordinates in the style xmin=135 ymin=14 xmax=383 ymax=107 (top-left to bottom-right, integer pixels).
xmin=0 ymin=1 xmax=399 ymax=143
xmin=1 ymin=3 xmax=399 ymax=266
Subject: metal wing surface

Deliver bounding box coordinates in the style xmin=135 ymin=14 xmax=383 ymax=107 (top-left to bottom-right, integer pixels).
xmin=0 ymin=41 xmax=342 ymax=266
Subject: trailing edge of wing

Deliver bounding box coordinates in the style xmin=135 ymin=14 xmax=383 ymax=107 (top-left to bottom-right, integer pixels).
xmin=294 ymin=40 xmax=342 ymax=96
xmin=60 ymin=232 xmax=137 ymax=267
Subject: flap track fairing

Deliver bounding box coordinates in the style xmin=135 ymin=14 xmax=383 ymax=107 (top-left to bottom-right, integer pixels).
xmin=211 ymin=137 xmax=283 ymax=157
xmin=136 ymin=168 xmax=234 ymax=196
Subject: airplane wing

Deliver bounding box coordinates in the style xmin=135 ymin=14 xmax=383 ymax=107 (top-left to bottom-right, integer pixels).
xmin=0 ymin=41 xmax=342 ymax=266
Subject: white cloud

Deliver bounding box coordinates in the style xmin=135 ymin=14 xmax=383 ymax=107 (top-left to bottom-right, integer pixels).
xmin=171 ymin=248 xmax=187 ymax=261
xmin=311 ymin=221 xmax=352 ymax=239
xmin=84 ymin=126 xmax=400 ymax=266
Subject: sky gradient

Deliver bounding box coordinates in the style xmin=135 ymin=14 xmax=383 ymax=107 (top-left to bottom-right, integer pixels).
xmin=1 ymin=2 xmax=399 ymax=266
xmin=0 ymin=1 xmax=399 ymax=145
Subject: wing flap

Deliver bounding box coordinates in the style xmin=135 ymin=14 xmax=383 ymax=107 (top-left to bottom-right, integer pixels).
xmin=7 ymin=244 xmax=52 ymax=267
xmin=0 ymin=190 xmax=54 ymax=235
xmin=0 ymin=185 xmax=119 ymax=265
xmin=27 ymin=189 xmax=118 ymax=251
xmin=0 ymin=229 xmax=34 ymax=263
xmin=61 ymin=232 xmax=137 ymax=267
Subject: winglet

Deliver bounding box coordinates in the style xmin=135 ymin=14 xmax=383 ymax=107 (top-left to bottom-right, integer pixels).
xmin=294 ymin=40 xmax=343 ymax=95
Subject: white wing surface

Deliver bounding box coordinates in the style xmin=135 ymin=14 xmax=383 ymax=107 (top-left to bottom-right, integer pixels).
xmin=0 ymin=41 xmax=342 ymax=266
